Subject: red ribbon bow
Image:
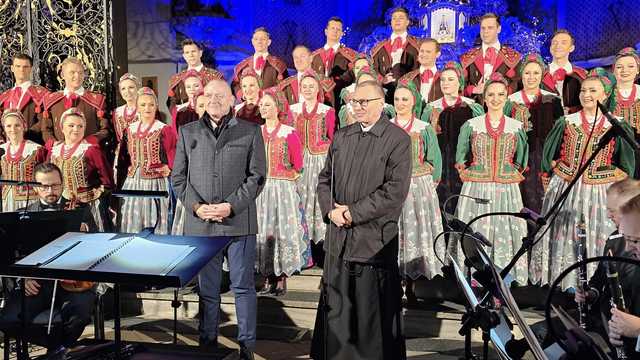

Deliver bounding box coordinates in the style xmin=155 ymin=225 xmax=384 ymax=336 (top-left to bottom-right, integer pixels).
xmin=484 ymin=47 xmax=497 ymax=65
xmin=64 ymin=93 xmax=78 ymax=109
xmin=420 ymin=69 xmax=434 ymax=83
xmin=391 ymin=37 xmax=404 ymax=52
xmin=324 ymin=48 xmax=335 ymax=69
xmin=553 ymin=68 xmax=567 ymax=82
xmin=255 ymin=56 xmax=266 ymax=72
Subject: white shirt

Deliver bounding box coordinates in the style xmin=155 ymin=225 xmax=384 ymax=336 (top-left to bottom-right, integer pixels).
xmin=64 ymin=86 xmax=85 ymax=97
xmin=253 ymin=52 xmax=269 ymax=75
xmin=549 ymin=61 xmax=573 ymax=101
xmin=481 ymin=41 xmax=501 ymax=79
xmin=10 ymin=81 xmax=31 ymax=108
xmin=419 ymin=65 xmax=438 ymax=100
xmin=390 ymin=32 xmax=408 ymax=66
xmin=189 ymin=64 xmax=204 ymax=72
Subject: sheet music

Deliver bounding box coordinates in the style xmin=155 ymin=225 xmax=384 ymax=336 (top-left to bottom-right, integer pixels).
xmin=16 ymin=232 xmax=120 ymax=267
xmin=91 ymin=236 xmax=195 ymax=276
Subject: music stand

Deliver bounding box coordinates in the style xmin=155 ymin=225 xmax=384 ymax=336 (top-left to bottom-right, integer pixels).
xmin=457 ymin=232 xmax=548 ymax=359
xmin=0 ymin=209 xmax=85 ymax=269
xmin=5 ymin=230 xmax=232 ymax=359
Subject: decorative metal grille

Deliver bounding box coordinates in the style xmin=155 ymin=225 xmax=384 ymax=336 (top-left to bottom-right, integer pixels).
xmin=0 ymin=0 xmax=30 ymax=91
xmin=0 ymin=0 xmax=114 ymax=102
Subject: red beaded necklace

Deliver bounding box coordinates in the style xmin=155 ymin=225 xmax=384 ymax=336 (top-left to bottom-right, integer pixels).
xmin=61 ymin=141 xmax=82 ymax=160
xmin=484 ymin=113 xmax=506 ymax=139
xmin=5 ymin=140 xmax=26 ymax=162
xmin=616 ymin=86 xmax=637 ymax=108
xmin=135 ymin=120 xmax=155 ymax=139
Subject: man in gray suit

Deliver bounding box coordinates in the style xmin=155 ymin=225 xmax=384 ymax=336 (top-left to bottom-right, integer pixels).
xmin=172 ymin=79 xmax=266 ymax=360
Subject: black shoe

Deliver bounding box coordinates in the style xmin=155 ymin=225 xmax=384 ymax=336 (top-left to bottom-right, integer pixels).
xmin=239 ymin=345 xmax=255 ymax=360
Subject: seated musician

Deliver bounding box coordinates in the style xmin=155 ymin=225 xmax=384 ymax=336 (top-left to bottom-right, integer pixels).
xmin=0 ymin=163 xmax=96 ymax=359
xmin=609 ymin=192 xmax=640 ymax=355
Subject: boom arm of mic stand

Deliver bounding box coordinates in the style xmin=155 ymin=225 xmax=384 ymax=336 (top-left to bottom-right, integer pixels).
xmin=499 ymin=129 xmax=620 ymax=279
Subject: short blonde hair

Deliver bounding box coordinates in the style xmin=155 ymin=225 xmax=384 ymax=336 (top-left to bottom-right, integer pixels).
xmin=59 ymin=57 xmax=85 ymax=73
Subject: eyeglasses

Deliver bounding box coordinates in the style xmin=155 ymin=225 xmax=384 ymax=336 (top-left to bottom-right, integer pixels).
xmin=36 ymin=183 xmax=62 ymax=191
xmin=349 ymin=97 xmax=382 ymax=109
xmin=623 ymin=235 xmax=640 ymax=245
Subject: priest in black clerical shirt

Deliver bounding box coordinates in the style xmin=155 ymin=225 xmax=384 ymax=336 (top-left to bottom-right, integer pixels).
xmin=311 ymin=80 xmax=411 ymax=360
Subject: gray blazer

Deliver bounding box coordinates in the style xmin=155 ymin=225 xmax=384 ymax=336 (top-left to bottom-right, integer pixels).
xmin=172 ymin=114 xmax=267 ymax=236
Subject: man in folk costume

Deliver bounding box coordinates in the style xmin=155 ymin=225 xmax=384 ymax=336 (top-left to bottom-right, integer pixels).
xmin=231 ymin=27 xmax=289 ymax=96
xmin=460 ymin=13 xmax=522 ymax=102
xmin=310 ymin=80 xmax=411 ymax=360
xmin=167 ymin=38 xmax=225 ymax=110
xmin=540 ymin=29 xmax=587 ymax=114
xmin=371 ymin=7 xmax=420 ymax=103
xmin=310 ymin=16 xmax=358 ymax=106
xmin=41 ymin=57 xmax=111 ymax=146
xmin=0 ymin=54 xmax=48 ymax=143
xmin=399 ymin=38 xmax=443 ymax=104
xmin=280 ymin=45 xmax=336 ymax=107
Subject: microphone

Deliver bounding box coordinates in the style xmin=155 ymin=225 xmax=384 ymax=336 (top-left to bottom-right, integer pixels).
xmin=519 ymin=207 xmax=546 ymax=228
xmin=596 ymin=101 xmax=640 ymax=152
xmin=442 ymin=194 xmax=491 ymax=215
xmin=443 ymin=212 xmax=492 ymax=247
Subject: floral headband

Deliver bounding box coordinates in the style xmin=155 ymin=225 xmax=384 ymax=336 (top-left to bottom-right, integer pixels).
xmin=396 ymin=79 xmax=423 ymax=116
xmin=483 ymin=72 xmax=509 ymax=94
xmin=518 ymin=53 xmax=547 ymax=77
xmin=1 ymin=109 xmax=27 ymax=129
xmin=60 ymin=107 xmax=87 ymax=127
xmin=137 ymin=87 xmax=158 ymax=104
xmin=118 ymin=72 xmax=141 ymax=87
xmin=615 ymin=47 xmax=640 ymax=68
xmin=586 ymin=67 xmax=615 ymax=97
xmin=441 ymin=61 xmax=466 ymax=92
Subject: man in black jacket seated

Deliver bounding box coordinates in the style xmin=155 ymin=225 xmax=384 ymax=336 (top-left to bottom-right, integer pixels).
xmin=0 ymin=163 xmax=96 ymax=360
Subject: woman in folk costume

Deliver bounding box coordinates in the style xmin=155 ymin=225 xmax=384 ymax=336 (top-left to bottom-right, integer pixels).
xmin=113 ymin=73 xmax=140 ymax=187
xmin=171 ymin=71 xmax=202 ymax=134
xmin=0 ymin=110 xmax=46 ymax=211
xmin=117 ymin=88 xmax=176 ymax=234
xmin=422 ymin=61 xmax=484 ymax=211
xmin=256 ymin=88 xmax=309 ymax=296
xmin=234 ymin=68 xmax=264 ymax=125
xmin=454 ymin=73 xmax=529 ymax=285
xmin=338 ymin=66 xmax=396 ymax=127
xmin=391 ymin=80 xmax=443 ymax=302
xmin=507 ymin=54 xmax=564 ymax=212
xmin=47 ymin=107 xmax=114 ymax=231
xmin=531 ymin=68 xmax=635 ymax=289
xmin=610 ymin=47 xmax=640 ymax=178
xmin=287 ymin=69 xmax=335 ymax=246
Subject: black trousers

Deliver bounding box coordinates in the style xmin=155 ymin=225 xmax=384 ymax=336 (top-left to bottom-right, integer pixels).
xmin=310 ymin=255 xmax=406 ymax=360
xmin=0 ymin=280 xmax=95 ymax=349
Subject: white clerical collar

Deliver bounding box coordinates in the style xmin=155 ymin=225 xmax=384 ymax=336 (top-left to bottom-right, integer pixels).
xmin=360 ymin=122 xmax=375 ymax=132
xmin=14 ymin=81 xmax=31 ymax=90
xmin=64 ymin=86 xmax=85 ymax=97
xmin=482 ymin=41 xmax=501 ymax=56
xmin=189 ymin=64 xmax=204 ymax=72
xmin=324 ymin=43 xmax=340 ymax=52
xmin=419 ymin=65 xmax=438 ymax=74
xmin=549 ymin=61 xmax=572 ymax=74
xmin=254 ymin=52 xmax=269 ymax=59
xmin=390 ymin=32 xmax=408 ymax=42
